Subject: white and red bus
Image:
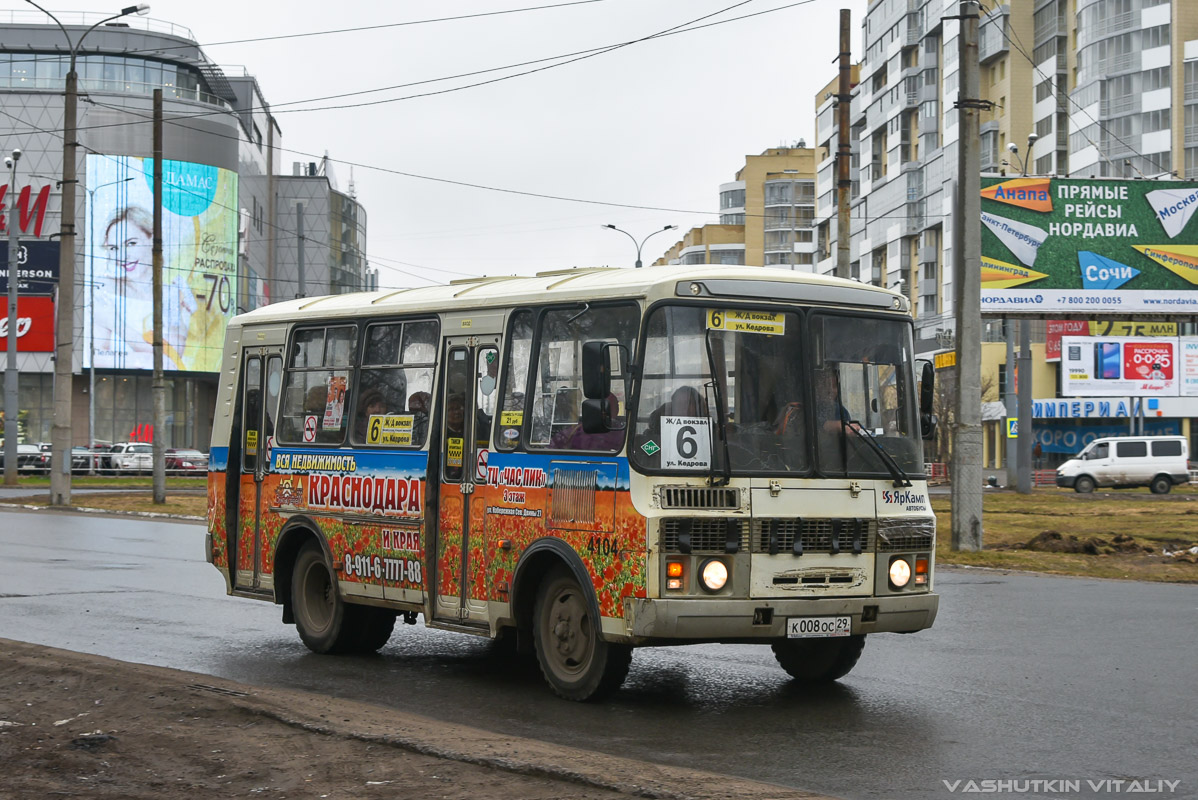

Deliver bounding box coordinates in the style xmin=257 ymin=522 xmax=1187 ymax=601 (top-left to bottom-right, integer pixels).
xmin=207 ymin=265 xmax=939 ymax=700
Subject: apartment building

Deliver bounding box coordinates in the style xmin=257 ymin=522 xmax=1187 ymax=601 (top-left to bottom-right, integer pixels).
xmin=657 ymin=147 xmax=818 ymax=269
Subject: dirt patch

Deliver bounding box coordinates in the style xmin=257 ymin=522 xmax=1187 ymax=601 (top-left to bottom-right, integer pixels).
xmin=1020 ymin=531 xmax=1157 ymax=556
xmin=0 ymin=639 xmax=828 ymax=800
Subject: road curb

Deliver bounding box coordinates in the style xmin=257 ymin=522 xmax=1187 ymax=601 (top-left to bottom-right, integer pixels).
xmin=0 ymin=501 xmax=203 ymax=522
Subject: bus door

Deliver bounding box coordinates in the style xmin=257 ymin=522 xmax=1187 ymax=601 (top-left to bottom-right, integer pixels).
xmin=234 ymin=346 xmax=283 ymax=592
xmin=432 ymin=337 xmax=498 ymax=625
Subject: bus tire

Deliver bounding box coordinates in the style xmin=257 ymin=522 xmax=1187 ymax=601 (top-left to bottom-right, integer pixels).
xmin=348 ymin=607 xmax=397 ymax=653
xmin=533 ymin=566 xmax=631 ymax=701
xmin=772 ymin=634 xmax=866 ymax=684
xmin=1074 ymin=475 xmax=1095 ymax=494
xmin=292 ymin=543 xmax=357 ymax=654
xmin=1150 ymin=475 xmax=1172 ymax=495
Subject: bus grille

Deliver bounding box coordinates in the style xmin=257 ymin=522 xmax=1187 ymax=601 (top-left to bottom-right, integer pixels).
xmin=750 ymin=518 xmax=876 ymax=555
xmin=876 ymin=526 xmax=935 ymax=552
xmin=661 ymin=518 xmax=750 ymax=553
xmin=659 ymin=486 xmax=740 ymax=510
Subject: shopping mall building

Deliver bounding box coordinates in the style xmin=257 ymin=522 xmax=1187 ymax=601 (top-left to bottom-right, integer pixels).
xmin=0 ymin=10 xmax=372 ymax=450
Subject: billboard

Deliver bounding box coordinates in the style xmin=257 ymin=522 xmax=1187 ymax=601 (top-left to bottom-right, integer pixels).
xmin=1057 ymin=335 xmax=1198 ymax=397
xmin=0 ymin=241 xmax=60 ymax=292
xmin=980 ymin=177 xmax=1198 ymax=314
xmin=0 ymin=295 xmax=55 ymax=352
xmin=1044 ymin=319 xmax=1178 ymax=361
xmin=84 ymin=155 xmax=238 ymax=371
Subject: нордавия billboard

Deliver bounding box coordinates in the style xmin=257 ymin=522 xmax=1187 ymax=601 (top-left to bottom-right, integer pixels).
xmin=84 ymin=154 xmax=238 ymax=371
xmin=980 ymin=177 xmax=1198 ymax=314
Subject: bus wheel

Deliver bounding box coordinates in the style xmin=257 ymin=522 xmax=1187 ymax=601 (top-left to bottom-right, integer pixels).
xmin=292 ymin=543 xmax=356 ymax=654
xmin=533 ymin=567 xmax=631 ymax=701
xmin=1074 ymin=476 xmax=1095 ymax=494
xmin=1150 ymin=475 xmax=1172 ymax=495
xmin=772 ymin=635 xmax=865 ymax=684
xmin=348 ymin=607 xmax=396 ymax=653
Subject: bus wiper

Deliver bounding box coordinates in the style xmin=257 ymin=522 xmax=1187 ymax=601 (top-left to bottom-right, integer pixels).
xmin=847 ymin=419 xmax=912 ymax=488
xmin=704 ymin=329 xmax=732 ymax=487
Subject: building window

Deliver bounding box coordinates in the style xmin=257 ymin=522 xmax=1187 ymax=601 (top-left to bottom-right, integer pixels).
xmin=720 ymin=189 xmax=745 ymax=209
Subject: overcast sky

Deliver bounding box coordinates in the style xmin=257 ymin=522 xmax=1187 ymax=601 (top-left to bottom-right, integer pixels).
xmin=73 ymin=0 xmax=868 ymax=289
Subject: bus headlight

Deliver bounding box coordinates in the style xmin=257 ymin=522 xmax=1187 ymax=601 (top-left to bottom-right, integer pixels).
xmin=699 ymin=559 xmax=728 ymax=592
xmin=888 ymin=556 xmax=912 ymax=589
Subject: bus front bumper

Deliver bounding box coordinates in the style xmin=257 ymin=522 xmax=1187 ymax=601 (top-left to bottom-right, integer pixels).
xmin=620 ymin=592 xmax=938 ymax=643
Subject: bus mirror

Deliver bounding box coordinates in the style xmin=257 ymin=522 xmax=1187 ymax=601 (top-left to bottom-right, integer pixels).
xmin=917 ymin=360 xmax=936 ymax=440
xmin=583 ymin=341 xmax=615 ymax=400
xmin=581 ymin=397 xmax=618 ymax=433
xmin=918 ymin=360 xmax=934 ymax=414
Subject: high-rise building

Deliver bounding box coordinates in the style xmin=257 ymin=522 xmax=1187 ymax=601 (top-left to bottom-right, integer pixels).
xmin=657 ymin=146 xmax=818 ymax=269
xmin=0 ymin=12 xmax=368 ymax=449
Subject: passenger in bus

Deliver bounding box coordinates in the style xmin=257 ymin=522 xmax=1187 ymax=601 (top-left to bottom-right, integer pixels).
xmin=556 ymin=394 xmax=624 ymax=451
xmin=408 ymin=391 xmax=431 ymax=444
xmin=354 ymin=389 xmax=388 ymax=442
xmin=445 ymin=394 xmax=466 ymax=440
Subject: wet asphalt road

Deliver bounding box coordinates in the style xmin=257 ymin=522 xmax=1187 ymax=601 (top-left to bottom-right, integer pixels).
xmin=0 ymin=508 xmax=1195 ymax=800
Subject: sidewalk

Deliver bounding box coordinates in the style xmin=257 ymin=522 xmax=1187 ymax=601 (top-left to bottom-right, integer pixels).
xmin=0 ymin=639 xmax=832 ymax=800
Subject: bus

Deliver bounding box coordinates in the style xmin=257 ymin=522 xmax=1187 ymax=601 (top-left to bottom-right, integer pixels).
xmin=207 ymin=265 xmax=939 ymax=700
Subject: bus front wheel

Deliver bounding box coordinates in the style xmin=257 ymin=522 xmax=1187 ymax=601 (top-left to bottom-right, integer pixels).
xmin=533 ymin=566 xmax=631 ymax=701
xmin=772 ymin=635 xmax=866 ymax=684
xmin=292 ymin=543 xmax=359 ymax=654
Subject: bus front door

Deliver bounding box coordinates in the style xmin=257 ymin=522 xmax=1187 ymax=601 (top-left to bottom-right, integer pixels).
xmin=233 ymin=346 xmax=283 ymax=593
xmin=431 ymin=338 xmax=498 ymax=626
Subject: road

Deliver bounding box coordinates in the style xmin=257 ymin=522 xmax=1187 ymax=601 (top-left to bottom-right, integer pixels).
xmin=0 ymin=508 xmax=1194 ymax=800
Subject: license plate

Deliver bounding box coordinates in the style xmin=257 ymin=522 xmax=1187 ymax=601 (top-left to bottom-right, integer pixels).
xmin=786 ymin=616 xmax=852 ymax=638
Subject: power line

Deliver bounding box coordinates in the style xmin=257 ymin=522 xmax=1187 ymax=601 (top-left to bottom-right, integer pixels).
xmin=112 ymin=1 xmax=612 ymax=57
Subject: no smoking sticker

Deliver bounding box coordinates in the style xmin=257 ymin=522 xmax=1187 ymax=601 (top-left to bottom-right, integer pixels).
xmin=303 ymin=414 xmax=318 ymax=443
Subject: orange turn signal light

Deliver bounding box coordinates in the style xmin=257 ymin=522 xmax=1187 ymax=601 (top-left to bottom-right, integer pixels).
xmin=667 ymin=561 xmax=684 ymax=577
xmin=915 ymin=557 xmax=928 ymax=574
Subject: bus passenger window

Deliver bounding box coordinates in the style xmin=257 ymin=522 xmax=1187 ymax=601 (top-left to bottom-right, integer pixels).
xmin=496 ymin=310 xmax=533 ymax=451
xmin=355 ymin=319 xmax=439 ymax=448
xmin=526 ymin=303 xmax=637 ymax=453
xmin=278 ymin=324 xmax=357 ymax=445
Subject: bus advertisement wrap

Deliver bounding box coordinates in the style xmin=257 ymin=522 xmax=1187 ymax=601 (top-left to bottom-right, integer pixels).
xmin=84 ymin=155 xmax=238 ymax=371
xmin=980 ymin=177 xmax=1198 ymax=313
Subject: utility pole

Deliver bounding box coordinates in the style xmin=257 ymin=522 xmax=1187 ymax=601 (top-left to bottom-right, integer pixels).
xmin=296 ymin=203 xmax=305 ymax=297
xmin=1016 ymin=319 xmax=1032 ymax=493
xmin=951 ymin=0 xmax=983 ymax=550
xmin=1004 ymin=319 xmax=1017 ymax=487
xmin=835 ymin=8 xmax=852 ymax=280
xmin=4 ymin=148 xmax=21 ymax=486
xmin=151 ymin=89 xmax=165 ymax=504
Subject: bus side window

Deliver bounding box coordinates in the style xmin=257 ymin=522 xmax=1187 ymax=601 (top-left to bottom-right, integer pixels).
xmin=526 ymin=303 xmax=638 ymax=453
xmin=278 ymin=325 xmax=357 ymax=445
xmin=496 ymin=310 xmax=534 ymax=452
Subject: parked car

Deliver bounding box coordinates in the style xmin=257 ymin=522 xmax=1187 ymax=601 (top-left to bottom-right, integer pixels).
xmin=109 ymin=443 xmax=153 ymax=474
xmin=98 ymin=442 xmax=136 ymax=474
xmin=0 ymin=443 xmax=50 ymax=474
xmin=71 ymin=446 xmax=95 ymax=473
xmin=165 ymin=448 xmax=207 ymax=473
xmin=1056 ymin=435 xmax=1190 ymax=494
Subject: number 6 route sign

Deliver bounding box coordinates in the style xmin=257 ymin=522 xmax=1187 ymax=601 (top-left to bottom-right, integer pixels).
xmin=303 ymin=414 xmax=318 ymax=443
xmin=661 ymin=416 xmax=712 ymax=471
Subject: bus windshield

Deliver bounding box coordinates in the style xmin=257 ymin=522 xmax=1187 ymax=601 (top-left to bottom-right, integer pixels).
xmin=629 ymin=304 xmax=922 ymax=478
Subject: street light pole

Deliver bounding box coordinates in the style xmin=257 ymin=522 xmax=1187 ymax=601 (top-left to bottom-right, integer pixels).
xmin=85 ymin=176 xmax=133 ymax=473
xmin=23 ymin=1 xmax=150 ymax=505
xmin=4 ymin=148 xmax=21 ymax=486
xmin=602 ymin=224 xmax=677 ymax=268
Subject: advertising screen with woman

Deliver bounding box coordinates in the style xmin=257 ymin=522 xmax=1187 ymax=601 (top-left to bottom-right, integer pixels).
xmin=84 ymin=154 xmax=238 ymax=372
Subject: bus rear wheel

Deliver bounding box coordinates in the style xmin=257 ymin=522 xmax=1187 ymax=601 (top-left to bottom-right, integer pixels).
xmin=292 ymin=543 xmax=358 ymax=654
xmin=1150 ymin=475 xmax=1172 ymax=495
xmin=772 ymin=635 xmax=866 ymax=684
xmin=533 ymin=566 xmax=631 ymax=701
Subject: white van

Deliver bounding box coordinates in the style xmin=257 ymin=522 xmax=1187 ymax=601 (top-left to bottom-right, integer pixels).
xmin=1056 ymin=435 xmax=1190 ymax=494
